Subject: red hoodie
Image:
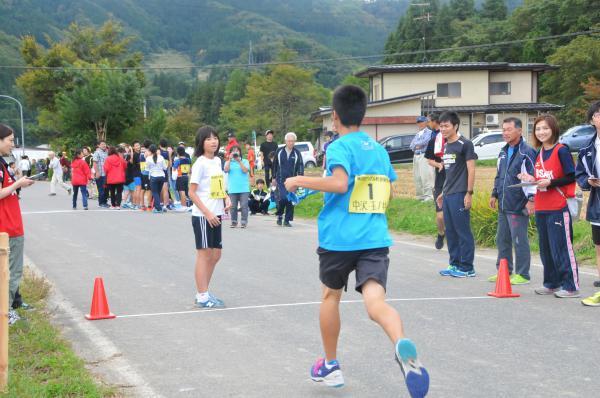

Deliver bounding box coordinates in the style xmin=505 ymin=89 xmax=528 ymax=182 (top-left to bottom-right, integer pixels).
xmin=71 ymin=157 xmax=91 ymax=186
xmin=103 ymin=154 xmax=126 ymax=184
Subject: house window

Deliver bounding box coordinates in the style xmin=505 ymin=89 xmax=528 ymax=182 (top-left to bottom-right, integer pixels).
xmin=437 ymin=82 xmax=461 ymax=98
xmin=490 ymin=82 xmax=511 ymax=95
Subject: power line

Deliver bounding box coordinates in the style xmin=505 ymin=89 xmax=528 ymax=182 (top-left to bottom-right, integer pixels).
xmin=0 ymin=28 xmax=598 ymax=72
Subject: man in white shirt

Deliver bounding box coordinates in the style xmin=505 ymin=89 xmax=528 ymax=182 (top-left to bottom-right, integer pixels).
xmin=48 ymin=151 xmax=71 ymax=196
xmin=19 ymin=155 xmax=31 ymax=177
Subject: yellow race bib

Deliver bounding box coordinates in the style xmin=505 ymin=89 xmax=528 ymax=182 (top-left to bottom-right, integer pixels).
xmin=210 ymin=175 xmax=226 ymax=199
xmin=180 ymin=164 xmax=191 ymax=174
xmin=348 ymin=175 xmax=390 ymax=214
xmin=140 ymin=161 xmax=146 ymax=171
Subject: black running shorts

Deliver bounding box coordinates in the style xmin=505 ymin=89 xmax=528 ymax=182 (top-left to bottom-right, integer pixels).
xmin=192 ymin=215 xmax=223 ymax=249
xmin=317 ymin=247 xmax=389 ymax=293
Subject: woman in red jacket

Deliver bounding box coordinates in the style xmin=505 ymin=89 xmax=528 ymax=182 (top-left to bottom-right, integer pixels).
xmin=103 ymin=146 xmax=127 ymax=209
xmin=71 ymin=148 xmax=91 ymax=210
xmin=0 ymin=124 xmax=35 ymax=325
xmin=520 ymin=114 xmax=579 ymax=298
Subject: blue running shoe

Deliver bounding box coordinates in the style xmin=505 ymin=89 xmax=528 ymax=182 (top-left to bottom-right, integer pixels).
xmin=208 ymin=293 xmax=224 ymax=306
xmin=396 ymin=339 xmax=429 ymax=398
xmin=310 ymin=358 xmax=344 ymax=388
xmin=448 ymin=268 xmax=476 ymax=278
xmin=439 ymin=265 xmax=456 ymax=276
xmin=152 ymin=208 xmax=162 ymax=214
xmin=195 ymin=295 xmax=225 ymax=309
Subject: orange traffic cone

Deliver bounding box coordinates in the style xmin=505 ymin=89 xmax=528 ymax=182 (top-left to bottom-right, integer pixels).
xmin=85 ymin=278 xmax=116 ymax=320
xmin=488 ymin=259 xmax=520 ymax=298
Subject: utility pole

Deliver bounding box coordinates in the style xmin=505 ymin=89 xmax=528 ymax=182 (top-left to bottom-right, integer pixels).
xmin=412 ymin=3 xmax=432 ymax=63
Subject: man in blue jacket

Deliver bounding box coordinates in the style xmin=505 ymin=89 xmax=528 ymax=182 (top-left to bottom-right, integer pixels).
xmin=272 ymin=132 xmax=304 ymax=227
xmin=489 ymin=117 xmax=537 ymax=285
xmin=576 ymin=101 xmax=600 ymax=305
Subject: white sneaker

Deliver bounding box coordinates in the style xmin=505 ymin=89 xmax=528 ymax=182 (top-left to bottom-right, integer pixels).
xmin=8 ymin=309 xmax=20 ymax=325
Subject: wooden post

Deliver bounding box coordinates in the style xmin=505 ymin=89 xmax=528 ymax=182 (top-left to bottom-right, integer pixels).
xmin=0 ymin=232 xmax=9 ymax=391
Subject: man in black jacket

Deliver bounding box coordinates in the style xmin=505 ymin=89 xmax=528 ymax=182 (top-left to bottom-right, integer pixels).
xmin=273 ymin=132 xmax=304 ymax=227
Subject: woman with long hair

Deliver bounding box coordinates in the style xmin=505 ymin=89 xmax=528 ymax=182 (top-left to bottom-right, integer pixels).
xmin=519 ymin=114 xmax=580 ymax=298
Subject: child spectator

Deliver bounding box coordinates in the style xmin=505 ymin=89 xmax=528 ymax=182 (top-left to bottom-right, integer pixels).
xmin=173 ymin=146 xmax=192 ymax=208
xmin=249 ymin=178 xmax=270 ymax=215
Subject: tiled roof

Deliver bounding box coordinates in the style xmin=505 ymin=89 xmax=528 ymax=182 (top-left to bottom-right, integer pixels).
xmin=355 ymin=62 xmax=558 ymax=77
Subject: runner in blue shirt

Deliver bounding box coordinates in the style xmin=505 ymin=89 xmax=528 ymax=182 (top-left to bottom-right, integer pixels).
xmin=284 ymin=85 xmax=429 ymax=397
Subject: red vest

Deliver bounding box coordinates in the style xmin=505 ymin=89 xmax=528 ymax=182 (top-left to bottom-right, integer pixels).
xmin=0 ymin=162 xmax=24 ymax=237
xmin=534 ymin=144 xmax=575 ymax=211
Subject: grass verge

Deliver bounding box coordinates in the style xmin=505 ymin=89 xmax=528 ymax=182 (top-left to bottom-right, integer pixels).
xmin=295 ymin=193 xmax=596 ymax=265
xmin=1 ymin=269 xmax=115 ymax=398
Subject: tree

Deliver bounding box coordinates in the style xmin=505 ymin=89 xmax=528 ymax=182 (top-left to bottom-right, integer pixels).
xmin=223 ymin=69 xmax=249 ymax=105
xmin=220 ymin=64 xmax=330 ymax=141
xmin=448 ymin=0 xmax=476 ymax=21
xmin=55 ymin=69 xmax=143 ymax=144
xmin=164 ymin=107 xmax=202 ymax=144
xmin=480 ymin=0 xmax=508 ymax=20
xmin=541 ymin=36 xmax=600 ymax=127
xmin=17 ymin=20 xmax=143 ymax=111
xmin=341 ymin=75 xmax=370 ymax=92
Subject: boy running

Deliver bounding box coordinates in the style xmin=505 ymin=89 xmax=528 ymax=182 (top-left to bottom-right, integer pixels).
xmin=284 ymin=85 xmax=429 ymax=397
xmin=173 ymin=146 xmax=192 ymax=208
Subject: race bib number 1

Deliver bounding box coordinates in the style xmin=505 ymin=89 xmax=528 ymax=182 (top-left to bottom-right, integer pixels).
xmin=349 ymin=175 xmax=390 ymax=214
xmin=180 ymin=164 xmax=191 ymax=174
xmin=210 ymin=175 xmax=226 ymax=199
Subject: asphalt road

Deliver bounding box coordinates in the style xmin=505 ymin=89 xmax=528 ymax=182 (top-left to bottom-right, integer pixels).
xmin=19 ymin=182 xmax=600 ymax=397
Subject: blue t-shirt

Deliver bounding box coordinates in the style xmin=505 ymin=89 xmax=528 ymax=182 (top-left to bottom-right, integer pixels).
xmin=318 ymin=132 xmax=397 ymax=251
xmin=227 ymin=159 xmax=250 ymax=194
xmin=507 ymin=146 xmax=515 ymax=167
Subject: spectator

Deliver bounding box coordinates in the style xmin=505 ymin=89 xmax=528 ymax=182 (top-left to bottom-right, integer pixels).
xmin=93 ymin=140 xmax=109 ymax=208
xmin=60 ymin=151 xmax=71 ymax=181
xmin=519 ymin=114 xmax=580 ymax=298
xmin=437 ymin=112 xmax=477 ymax=278
xmin=224 ymin=145 xmax=251 ymax=228
xmin=489 ymin=117 xmax=537 ymax=285
xmin=130 ymin=141 xmax=143 ymax=209
xmin=225 ymin=131 xmax=239 ymax=158
xmin=48 ymin=151 xmax=72 ymax=196
xmin=19 ymin=155 xmax=31 ymax=177
xmin=146 ymin=144 xmax=167 ymax=213
xmin=71 ymin=148 xmax=91 ymax=210
xmin=0 ymin=124 xmax=35 ymax=325
xmin=576 ymin=101 xmax=600 ymax=306
xmin=121 ymin=145 xmax=136 ymax=208
xmin=159 ymin=139 xmax=172 ymax=209
xmin=273 ymin=132 xmax=304 ymax=227
xmin=7 ymin=161 xmax=21 ymax=197
xmin=410 ymin=116 xmax=434 ymax=201
xmin=249 ymin=178 xmax=270 ymax=215
xmin=173 ymin=145 xmax=192 ymax=208
xmin=425 ymin=113 xmax=445 ymax=249
xmin=260 ymin=130 xmax=278 ymax=183
xmin=103 ymin=146 xmax=127 ymax=209
xmin=245 ymin=142 xmax=256 ymax=176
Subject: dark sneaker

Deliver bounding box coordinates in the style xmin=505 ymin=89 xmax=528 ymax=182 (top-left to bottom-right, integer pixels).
xmin=594 ymin=280 xmax=600 ymax=288
xmin=434 ymin=234 xmax=444 ymax=250
xmin=277 ymin=218 xmax=282 ymax=226
xmin=310 ymin=358 xmax=344 ymax=388
xmin=396 ymin=339 xmax=429 ymax=398
xmin=283 ymin=222 xmax=292 ymax=227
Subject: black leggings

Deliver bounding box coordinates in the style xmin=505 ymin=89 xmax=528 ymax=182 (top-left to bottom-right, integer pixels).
xmin=108 ymin=184 xmax=123 ymax=207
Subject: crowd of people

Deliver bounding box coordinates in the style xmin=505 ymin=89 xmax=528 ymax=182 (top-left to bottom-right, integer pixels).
xmin=412 ymin=101 xmax=600 ymax=307
xmin=4 ymin=86 xmax=600 ymax=397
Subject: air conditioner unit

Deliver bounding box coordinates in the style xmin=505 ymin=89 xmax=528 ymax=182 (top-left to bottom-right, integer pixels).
xmin=486 ymin=114 xmax=499 ymax=126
